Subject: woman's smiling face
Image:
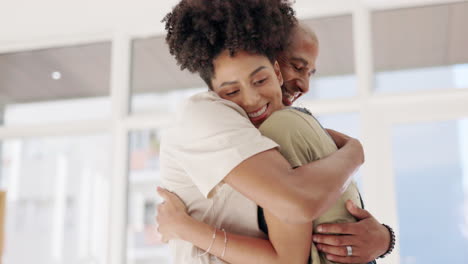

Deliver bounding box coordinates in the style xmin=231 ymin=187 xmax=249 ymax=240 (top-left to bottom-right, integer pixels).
xmin=211 ymin=50 xmax=285 ymax=127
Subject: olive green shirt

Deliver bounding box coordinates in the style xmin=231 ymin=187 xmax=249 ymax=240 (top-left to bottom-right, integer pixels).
xmin=259 ymin=108 xmax=363 ymax=264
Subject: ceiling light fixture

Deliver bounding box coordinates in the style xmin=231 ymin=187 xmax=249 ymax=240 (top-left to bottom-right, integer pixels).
xmin=51 ymin=71 xmax=62 ymax=80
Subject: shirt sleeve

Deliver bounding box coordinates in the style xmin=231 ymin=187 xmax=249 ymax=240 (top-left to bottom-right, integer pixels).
xmin=258 ymin=109 xmax=337 ymax=168
xmin=167 ymin=93 xmax=278 ymax=198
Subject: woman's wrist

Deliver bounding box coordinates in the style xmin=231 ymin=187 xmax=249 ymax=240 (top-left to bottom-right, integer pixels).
xmin=339 ymin=138 xmax=364 ymax=169
xmin=349 ymin=138 xmax=365 ymax=165
xmin=177 ymin=214 xmax=198 ymax=241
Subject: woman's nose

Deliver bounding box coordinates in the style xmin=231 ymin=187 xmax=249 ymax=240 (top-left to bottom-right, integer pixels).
xmin=241 ymin=87 xmax=260 ymax=108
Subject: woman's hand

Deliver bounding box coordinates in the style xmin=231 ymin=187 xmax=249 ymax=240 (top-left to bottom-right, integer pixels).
xmin=326 ymin=129 xmax=364 ymax=164
xmin=325 ymin=128 xmax=351 ymax=149
xmin=156 ymin=187 xmax=190 ymax=243
xmin=312 ymin=200 xmax=391 ymax=263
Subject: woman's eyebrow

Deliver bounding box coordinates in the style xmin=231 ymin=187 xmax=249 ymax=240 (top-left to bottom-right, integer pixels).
xmin=219 ymin=80 xmax=238 ymax=89
xmin=219 ymin=66 xmax=267 ymax=89
xmin=249 ymin=66 xmax=267 ymax=78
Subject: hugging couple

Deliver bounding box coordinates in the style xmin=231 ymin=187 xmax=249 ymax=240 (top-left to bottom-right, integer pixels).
xmin=155 ymin=0 xmax=395 ymax=263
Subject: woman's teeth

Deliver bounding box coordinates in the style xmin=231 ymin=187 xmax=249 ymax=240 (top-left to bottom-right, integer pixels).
xmin=248 ymin=105 xmax=268 ymax=118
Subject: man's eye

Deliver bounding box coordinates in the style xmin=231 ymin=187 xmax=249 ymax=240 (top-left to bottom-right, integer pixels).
xmin=308 ymin=69 xmax=317 ymax=77
xmin=292 ymin=64 xmax=302 ymax=71
xmin=226 ymin=90 xmax=239 ymax=96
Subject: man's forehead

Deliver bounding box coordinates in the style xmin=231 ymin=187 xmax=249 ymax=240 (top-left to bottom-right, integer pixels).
xmin=290 ymin=56 xmax=309 ymax=65
xmin=287 ymin=37 xmax=317 ymax=64
xmin=289 ymin=25 xmax=318 ymax=51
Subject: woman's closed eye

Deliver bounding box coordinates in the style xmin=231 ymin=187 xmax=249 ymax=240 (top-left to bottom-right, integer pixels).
xmin=226 ymin=90 xmax=239 ymax=96
xmin=253 ymin=77 xmax=268 ymax=86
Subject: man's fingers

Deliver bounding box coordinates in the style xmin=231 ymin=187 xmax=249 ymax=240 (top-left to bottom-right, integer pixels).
xmin=313 ymin=234 xmax=357 ymax=246
xmin=325 ymin=254 xmax=362 ymax=264
xmin=316 ymin=244 xmax=361 ymax=257
xmin=345 ymin=200 xmax=371 ymax=220
xmin=316 ymin=222 xmax=358 ymax=235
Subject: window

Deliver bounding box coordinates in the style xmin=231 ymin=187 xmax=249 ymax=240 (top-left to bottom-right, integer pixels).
xmin=1 ymin=134 xmax=111 ymax=264
xmin=299 ymin=15 xmax=357 ymax=101
xmin=0 ymin=43 xmax=112 ymax=125
xmin=372 ymin=2 xmax=468 ymax=93
xmin=130 ymin=36 xmax=206 ymax=114
xmin=127 ymin=130 xmax=171 ymax=264
xmin=391 ymin=119 xmax=468 ymax=263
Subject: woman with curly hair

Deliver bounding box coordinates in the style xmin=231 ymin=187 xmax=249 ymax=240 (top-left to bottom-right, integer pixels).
xmin=157 ymin=0 xmax=391 ymax=263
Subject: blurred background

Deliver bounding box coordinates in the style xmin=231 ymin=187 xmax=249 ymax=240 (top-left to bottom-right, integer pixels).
xmin=0 ymin=0 xmax=467 ymax=263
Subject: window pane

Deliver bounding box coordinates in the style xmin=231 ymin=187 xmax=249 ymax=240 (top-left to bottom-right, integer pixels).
xmin=130 ymin=36 xmax=206 ymax=114
xmin=132 ymin=87 xmax=206 ymax=114
xmin=315 ymin=112 xmax=360 ymax=139
xmin=299 ymin=15 xmax=357 ymax=101
xmin=375 ymin=64 xmax=468 ymax=93
xmin=0 ymin=43 xmax=112 ymax=125
xmin=1 ymin=134 xmax=111 ymax=264
xmin=372 ymin=2 xmax=468 ymax=93
xmin=316 ymin=112 xmax=363 ymax=188
xmin=303 ymin=74 xmax=357 ymax=100
xmin=391 ymin=119 xmax=468 ymax=263
xmin=127 ymin=130 xmax=171 ymax=264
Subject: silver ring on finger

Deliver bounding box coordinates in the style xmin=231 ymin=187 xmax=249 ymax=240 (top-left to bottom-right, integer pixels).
xmin=346 ymin=245 xmax=353 ymax=257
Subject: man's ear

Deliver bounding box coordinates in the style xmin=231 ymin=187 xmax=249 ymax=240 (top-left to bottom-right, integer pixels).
xmin=273 ymin=61 xmax=283 ymax=86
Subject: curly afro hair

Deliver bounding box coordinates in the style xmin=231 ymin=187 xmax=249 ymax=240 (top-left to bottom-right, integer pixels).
xmin=163 ymin=0 xmax=297 ymax=88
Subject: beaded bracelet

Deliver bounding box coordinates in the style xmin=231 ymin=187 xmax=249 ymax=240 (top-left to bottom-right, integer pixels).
xmin=378 ymin=224 xmax=396 ymax=259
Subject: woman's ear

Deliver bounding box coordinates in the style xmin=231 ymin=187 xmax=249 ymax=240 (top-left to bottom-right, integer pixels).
xmin=273 ymin=61 xmax=283 ymax=86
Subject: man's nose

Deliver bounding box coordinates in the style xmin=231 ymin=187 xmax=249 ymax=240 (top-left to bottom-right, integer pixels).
xmin=296 ymin=76 xmax=310 ymax=94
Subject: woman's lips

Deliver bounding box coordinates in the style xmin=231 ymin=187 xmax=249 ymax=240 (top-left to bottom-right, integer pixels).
xmin=247 ymin=103 xmax=270 ymax=123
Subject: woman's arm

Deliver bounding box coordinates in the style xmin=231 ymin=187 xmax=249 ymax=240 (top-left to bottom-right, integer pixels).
xmin=169 ymin=97 xmax=362 ymax=224
xmin=224 ymin=129 xmax=363 ymax=224
xmin=156 ymin=187 xmax=311 ymax=264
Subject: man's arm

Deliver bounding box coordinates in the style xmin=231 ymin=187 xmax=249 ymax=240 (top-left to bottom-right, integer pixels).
xmin=313 ymin=201 xmax=393 ymax=263
xmin=224 ymin=130 xmax=363 ymax=224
